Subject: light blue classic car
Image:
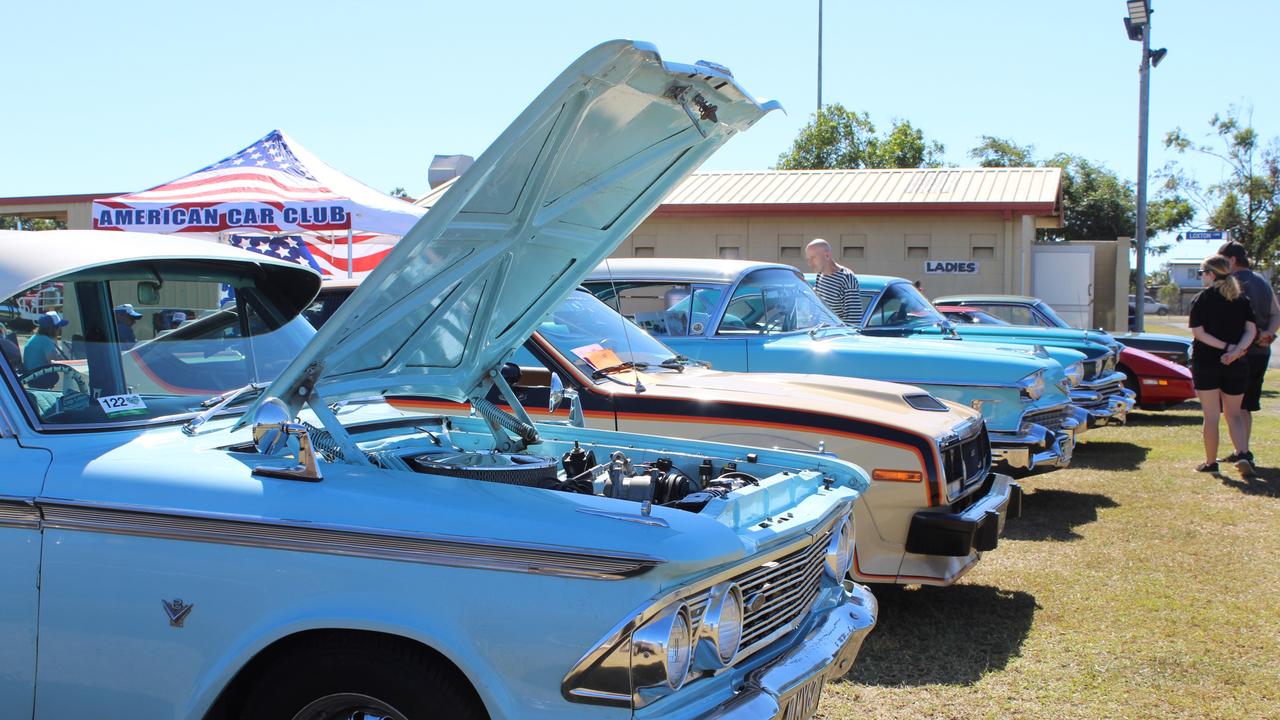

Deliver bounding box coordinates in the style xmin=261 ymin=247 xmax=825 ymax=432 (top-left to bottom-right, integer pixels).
xmin=853 ymin=276 xmax=1136 ymax=427
xmin=0 ymin=42 xmax=877 ymax=720
xmin=583 ymin=260 xmax=1083 ymax=473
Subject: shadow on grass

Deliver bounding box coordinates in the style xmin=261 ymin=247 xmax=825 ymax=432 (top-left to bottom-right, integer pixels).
xmin=1125 ymin=412 xmax=1203 ymax=428
xmin=1218 ymin=466 xmax=1280 ymax=498
xmin=1068 ymin=441 xmax=1150 ymax=471
xmin=1002 ymin=489 xmax=1119 ymax=542
xmin=847 ymin=584 xmax=1036 ymax=686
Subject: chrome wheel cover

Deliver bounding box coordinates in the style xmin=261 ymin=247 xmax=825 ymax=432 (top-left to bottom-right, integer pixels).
xmin=290 ymin=693 xmax=409 ymax=720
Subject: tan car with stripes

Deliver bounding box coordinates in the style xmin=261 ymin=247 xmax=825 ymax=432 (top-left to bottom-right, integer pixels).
xmin=310 ymin=282 xmax=1022 ymax=586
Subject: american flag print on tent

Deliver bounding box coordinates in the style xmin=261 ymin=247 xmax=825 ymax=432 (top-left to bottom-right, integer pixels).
xmin=227 ymin=235 xmax=326 ymax=273
xmin=92 ymin=131 xmax=353 ymax=234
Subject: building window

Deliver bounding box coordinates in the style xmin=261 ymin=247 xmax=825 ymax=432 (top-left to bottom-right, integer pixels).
xmin=970 ymin=233 xmax=996 ymax=260
xmin=907 ymin=246 xmax=930 ymax=259
xmin=780 ymin=246 xmax=801 ymax=261
xmin=840 ymin=234 xmax=866 ymax=261
xmin=634 ymin=246 xmax=654 ymax=258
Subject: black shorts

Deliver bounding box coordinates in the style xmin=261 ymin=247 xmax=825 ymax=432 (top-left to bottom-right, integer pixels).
xmin=1192 ymin=353 xmax=1249 ymax=395
xmin=1244 ymin=349 xmax=1270 ymax=412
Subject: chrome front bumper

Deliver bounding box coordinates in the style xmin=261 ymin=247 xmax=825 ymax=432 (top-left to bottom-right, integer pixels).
xmin=990 ymin=421 xmax=1076 ymax=471
xmin=906 ymin=473 xmax=1022 ymax=557
xmin=1070 ymin=386 xmax=1137 ymax=427
xmin=705 ymin=582 xmax=877 ymax=719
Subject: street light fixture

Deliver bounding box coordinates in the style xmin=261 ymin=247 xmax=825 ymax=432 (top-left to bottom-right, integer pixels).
xmin=1124 ymin=0 xmax=1167 ymax=333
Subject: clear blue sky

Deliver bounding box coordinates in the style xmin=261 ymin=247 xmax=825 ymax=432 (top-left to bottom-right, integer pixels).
xmin=2 ymin=0 xmax=1273 ymax=265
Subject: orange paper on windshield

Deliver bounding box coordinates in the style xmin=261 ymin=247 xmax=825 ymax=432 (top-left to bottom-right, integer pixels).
xmin=579 ymin=347 xmax=624 ymax=371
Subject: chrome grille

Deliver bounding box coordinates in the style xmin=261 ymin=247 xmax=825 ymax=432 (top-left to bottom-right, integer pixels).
xmin=734 ymin=525 xmax=831 ymax=654
xmin=1024 ymin=405 xmax=1070 ymax=431
xmin=682 ymin=524 xmax=834 ymax=665
xmin=941 ymin=423 xmax=992 ymax=497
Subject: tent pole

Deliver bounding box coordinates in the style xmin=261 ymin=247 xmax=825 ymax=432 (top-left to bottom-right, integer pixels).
xmin=346 ymin=227 xmax=353 ymax=279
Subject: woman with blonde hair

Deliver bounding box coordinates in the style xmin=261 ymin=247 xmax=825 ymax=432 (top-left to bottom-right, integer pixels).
xmin=1188 ymin=254 xmax=1257 ymax=474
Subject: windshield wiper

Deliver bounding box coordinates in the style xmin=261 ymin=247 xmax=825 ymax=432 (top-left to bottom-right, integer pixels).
xmin=183 ymin=381 xmax=271 ymax=436
xmin=591 ymin=361 xmax=646 ymax=379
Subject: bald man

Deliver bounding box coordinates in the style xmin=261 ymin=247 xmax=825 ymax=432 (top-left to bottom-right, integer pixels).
xmin=805 ymin=238 xmax=863 ymax=325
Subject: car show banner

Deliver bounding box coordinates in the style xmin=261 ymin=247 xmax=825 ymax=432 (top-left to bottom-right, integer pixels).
xmin=90 ymin=129 xmax=426 ymax=278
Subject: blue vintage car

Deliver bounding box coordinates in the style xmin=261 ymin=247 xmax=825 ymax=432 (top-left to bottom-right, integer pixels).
xmin=853 ymin=276 xmax=1137 ymax=428
xmin=584 ymin=260 xmax=1083 ymax=473
xmin=0 ymin=42 xmax=877 ymax=720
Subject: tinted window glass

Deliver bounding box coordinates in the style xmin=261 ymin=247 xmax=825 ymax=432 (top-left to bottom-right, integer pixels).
xmin=718 ymin=268 xmax=839 ymax=334
xmin=864 ymin=284 xmax=944 ymax=328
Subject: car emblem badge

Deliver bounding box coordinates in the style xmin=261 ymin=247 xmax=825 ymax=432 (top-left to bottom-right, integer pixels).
xmin=163 ymin=598 xmax=194 ymax=628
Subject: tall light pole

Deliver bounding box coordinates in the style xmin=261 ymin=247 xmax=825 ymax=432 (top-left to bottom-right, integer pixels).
xmin=817 ymin=0 xmax=824 ymax=114
xmin=1124 ymin=0 xmax=1167 ymax=332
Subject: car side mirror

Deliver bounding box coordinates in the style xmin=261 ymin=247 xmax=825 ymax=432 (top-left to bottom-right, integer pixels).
xmin=137 ymin=280 xmax=161 ymax=305
xmin=251 ymin=397 xmax=322 ymax=482
xmin=548 ymin=373 xmax=585 ymax=428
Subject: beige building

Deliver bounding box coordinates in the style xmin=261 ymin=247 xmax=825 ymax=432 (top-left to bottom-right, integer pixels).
xmin=605 ymin=168 xmax=1126 ymax=330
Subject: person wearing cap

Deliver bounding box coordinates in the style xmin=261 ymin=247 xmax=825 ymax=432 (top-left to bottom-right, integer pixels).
xmin=1217 ymin=240 xmax=1279 ymax=473
xmin=114 ymin=303 xmax=143 ymax=348
xmin=23 ymin=311 xmax=70 ymax=388
xmin=115 ymin=302 xmax=144 ymax=348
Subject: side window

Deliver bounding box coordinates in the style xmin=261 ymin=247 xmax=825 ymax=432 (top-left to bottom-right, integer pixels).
xmin=608 ymin=283 xmax=700 ymax=337
xmin=864 ymin=285 xmax=934 ymax=328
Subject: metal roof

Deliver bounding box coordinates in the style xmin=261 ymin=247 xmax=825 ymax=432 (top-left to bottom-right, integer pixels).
xmin=586 ymin=258 xmax=785 ymax=284
xmin=415 ymin=167 xmax=1063 ymax=215
xmin=654 ymin=167 xmax=1062 ymax=214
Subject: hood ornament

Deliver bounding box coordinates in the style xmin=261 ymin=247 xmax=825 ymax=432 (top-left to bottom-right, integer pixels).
xmin=162 ymin=598 xmax=194 ymax=628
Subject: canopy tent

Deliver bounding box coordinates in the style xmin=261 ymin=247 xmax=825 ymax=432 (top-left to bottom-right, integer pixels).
xmin=91 ymin=130 xmax=425 ymax=277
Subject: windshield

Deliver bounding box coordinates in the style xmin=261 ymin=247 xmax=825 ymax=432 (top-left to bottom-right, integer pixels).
xmin=947 ymin=309 xmax=1011 ymax=325
xmin=720 ymin=268 xmax=841 ymax=333
xmin=864 ymin=282 xmax=946 ymax=329
xmin=1 ymin=260 xmax=317 ymax=427
xmin=533 ymin=291 xmax=678 ymax=381
xmin=1035 ymin=301 xmax=1073 ymax=329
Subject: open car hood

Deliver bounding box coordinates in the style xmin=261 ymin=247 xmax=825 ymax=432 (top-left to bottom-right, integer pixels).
xmin=241 ymin=41 xmax=777 ymax=423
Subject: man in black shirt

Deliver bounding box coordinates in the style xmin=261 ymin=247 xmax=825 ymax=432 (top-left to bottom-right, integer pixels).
xmin=1217 ymin=241 xmax=1279 ymax=467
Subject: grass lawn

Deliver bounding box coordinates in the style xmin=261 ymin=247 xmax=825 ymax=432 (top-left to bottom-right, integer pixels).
xmin=821 ymin=373 xmax=1280 ymax=719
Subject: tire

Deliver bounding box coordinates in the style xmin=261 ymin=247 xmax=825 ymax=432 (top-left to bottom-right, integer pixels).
xmin=1157 ymin=308 xmax=1169 ymax=316
xmin=241 ymin=635 xmax=487 ymax=720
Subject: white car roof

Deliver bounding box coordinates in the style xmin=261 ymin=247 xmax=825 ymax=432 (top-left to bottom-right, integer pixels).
xmin=588 ymin=257 xmax=790 ymax=284
xmin=0 ymin=229 xmax=312 ymax=298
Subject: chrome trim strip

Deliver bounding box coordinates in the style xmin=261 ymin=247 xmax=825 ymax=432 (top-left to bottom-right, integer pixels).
xmin=0 ymin=497 xmax=41 ymax=529
xmin=39 ymin=500 xmax=662 ymax=580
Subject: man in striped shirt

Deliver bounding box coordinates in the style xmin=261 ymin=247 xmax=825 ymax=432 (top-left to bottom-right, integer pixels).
xmin=806 ymin=238 xmax=863 ymax=325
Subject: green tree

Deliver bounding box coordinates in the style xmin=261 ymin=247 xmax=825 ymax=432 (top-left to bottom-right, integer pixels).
xmin=775 ymin=104 xmax=944 ymax=170
xmin=388 ymin=187 xmax=410 ymax=199
xmin=1163 ymin=106 xmax=1279 ymax=271
xmin=966 ymin=137 xmax=1192 ymax=243
xmin=0 ymin=216 xmax=65 ymax=231
xmin=968 ymin=135 xmax=1035 ymax=167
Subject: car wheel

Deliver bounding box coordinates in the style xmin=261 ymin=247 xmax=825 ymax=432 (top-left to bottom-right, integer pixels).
xmin=241 ymin=636 xmax=486 ymax=720
xmin=1157 ymin=308 xmax=1169 ymax=316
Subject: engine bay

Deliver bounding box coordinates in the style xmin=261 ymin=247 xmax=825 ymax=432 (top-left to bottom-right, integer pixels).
xmin=238 ymin=410 xmax=826 ymax=516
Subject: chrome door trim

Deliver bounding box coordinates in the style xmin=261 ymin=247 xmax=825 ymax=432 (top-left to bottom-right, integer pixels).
xmin=0 ymin=497 xmax=41 ymax=529
xmin=38 ymin=500 xmax=662 ymax=580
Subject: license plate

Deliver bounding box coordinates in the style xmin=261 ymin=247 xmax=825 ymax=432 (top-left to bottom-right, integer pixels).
xmin=777 ymin=674 xmax=826 ymax=720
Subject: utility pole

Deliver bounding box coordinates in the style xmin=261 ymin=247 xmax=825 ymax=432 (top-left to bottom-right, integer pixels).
xmin=1133 ymin=17 xmax=1151 ymax=331
xmin=817 ymin=0 xmax=823 ymax=114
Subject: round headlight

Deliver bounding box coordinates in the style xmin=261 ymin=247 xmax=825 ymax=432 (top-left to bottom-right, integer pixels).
xmin=825 ymin=515 xmax=855 ymax=580
xmin=696 ymin=583 xmax=744 ymax=668
xmin=1018 ymin=370 xmax=1045 ymax=401
xmin=1065 ymin=361 xmax=1084 ymax=387
xmin=665 ymin=608 xmax=693 ymax=689
xmin=630 ymin=602 xmax=694 ymax=694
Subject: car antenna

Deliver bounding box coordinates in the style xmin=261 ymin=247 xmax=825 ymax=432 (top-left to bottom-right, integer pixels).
xmin=601 ymin=257 xmax=645 ymax=393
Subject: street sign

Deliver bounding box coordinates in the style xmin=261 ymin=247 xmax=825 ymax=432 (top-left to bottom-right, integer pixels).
xmin=1184 ymin=231 xmax=1226 ymax=240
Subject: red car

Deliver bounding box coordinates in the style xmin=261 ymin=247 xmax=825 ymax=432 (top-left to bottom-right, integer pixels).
xmin=938 ymin=305 xmax=1194 ymax=409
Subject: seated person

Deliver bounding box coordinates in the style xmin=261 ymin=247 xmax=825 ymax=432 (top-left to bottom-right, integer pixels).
xmin=23 ymin=311 xmax=70 ymax=389
xmin=0 ymin=322 xmax=21 ymax=370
